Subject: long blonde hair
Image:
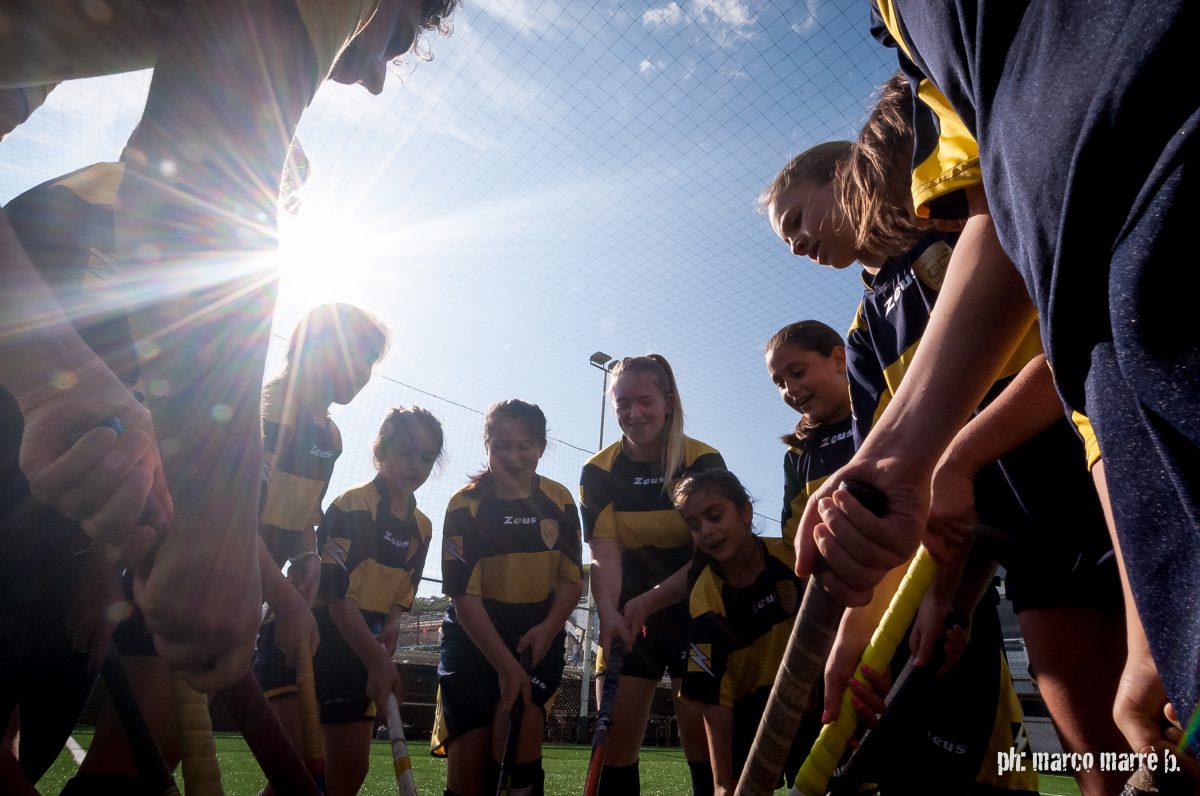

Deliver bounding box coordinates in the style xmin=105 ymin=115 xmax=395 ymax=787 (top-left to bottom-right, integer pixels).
xmin=609 ymin=354 xmax=686 ymax=488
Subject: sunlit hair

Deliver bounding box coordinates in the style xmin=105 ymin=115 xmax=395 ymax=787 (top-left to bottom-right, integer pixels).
xmin=672 ymin=469 xmax=755 ymax=586
xmin=276 ymin=303 xmax=390 ymax=379
xmin=672 ymin=468 xmax=753 ymax=514
xmin=756 ymin=140 xmax=852 ymax=218
xmin=609 ymin=354 xmax=686 ymax=489
xmin=834 ymin=71 xmax=924 ymax=260
xmin=373 ymin=406 xmax=446 ymax=474
xmin=470 ymin=399 xmax=548 ymax=484
xmin=407 ymin=0 xmax=463 ymax=62
xmin=764 ymin=321 xmax=846 ymax=449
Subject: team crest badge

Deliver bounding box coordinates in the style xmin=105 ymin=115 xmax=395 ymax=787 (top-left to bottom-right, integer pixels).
xmin=777 ymin=580 xmax=799 ymax=616
xmin=540 ymin=519 xmax=559 ymax=549
xmin=912 ymin=241 xmax=951 ymax=290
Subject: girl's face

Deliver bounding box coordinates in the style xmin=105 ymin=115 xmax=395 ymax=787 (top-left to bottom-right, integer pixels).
xmin=380 ymin=422 xmax=441 ymax=497
xmin=486 ymin=416 xmax=545 ymax=485
xmin=765 ymin=342 xmax=850 ymax=426
xmin=326 ymin=349 xmax=376 ymax=406
xmin=331 ymin=0 xmax=425 ymax=95
xmin=680 ymin=488 xmax=755 ymax=564
xmin=769 ymin=179 xmax=860 ymax=269
xmin=611 ymin=372 xmax=670 ymax=448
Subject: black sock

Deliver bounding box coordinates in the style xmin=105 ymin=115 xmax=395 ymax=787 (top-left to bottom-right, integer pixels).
xmin=598 ymin=761 xmax=640 ymax=795
xmin=688 ymin=759 xmax=715 ymax=796
xmin=510 ymin=757 xmax=544 ymax=796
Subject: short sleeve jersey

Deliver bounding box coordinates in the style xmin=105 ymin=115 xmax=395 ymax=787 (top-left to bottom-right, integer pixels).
xmin=442 ymin=474 xmax=583 ymax=637
xmin=259 ymin=379 xmax=342 ymax=542
xmin=580 ymin=438 xmax=725 ymax=605
xmin=317 ymin=475 xmax=432 ymax=620
xmin=780 ymin=417 xmax=854 ymax=549
xmin=3 ymin=162 xmax=139 ymax=386
xmin=845 ymin=232 xmax=1042 ymax=448
xmin=681 ymin=537 xmax=811 ymax=778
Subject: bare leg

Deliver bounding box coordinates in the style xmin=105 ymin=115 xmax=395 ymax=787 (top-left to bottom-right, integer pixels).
xmin=599 ymin=675 xmax=656 ymax=766
xmin=263 ymin=695 xmax=304 ymax=796
xmin=447 ymin=726 xmax=492 ymax=796
xmin=321 ymin=720 xmax=371 ymax=796
xmin=671 ymin=678 xmax=708 ymax=763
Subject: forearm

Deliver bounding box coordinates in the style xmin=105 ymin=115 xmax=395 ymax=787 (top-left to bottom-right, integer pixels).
xmin=638 ymin=563 xmax=689 ymax=614
xmin=589 ymin=539 xmax=624 ymax=618
xmin=453 ymin=595 xmax=518 ymax=673
xmin=329 ymin=597 xmax=391 ymax=669
xmin=701 ymin=703 xmax=733 ymax=793
xmin=541 ymin=581 xmax=583 ymax=632
xmin=859 ymin=187 xmax=1037 ymax=470
xmin=951 ymin=544 xmax=999 ymax=618
xmin=941 ymin=354 xmax=1062 ymax=475
xmin=257 ymin=535 xmax=294 ymax=609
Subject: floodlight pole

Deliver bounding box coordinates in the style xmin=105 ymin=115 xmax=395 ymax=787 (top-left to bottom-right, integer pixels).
xmin=579 ymin=351 xmax=615 ymax=741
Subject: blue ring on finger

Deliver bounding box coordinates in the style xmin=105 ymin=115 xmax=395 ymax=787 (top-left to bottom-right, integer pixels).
xmin=99 ymin=416 xmax=125 ymax=436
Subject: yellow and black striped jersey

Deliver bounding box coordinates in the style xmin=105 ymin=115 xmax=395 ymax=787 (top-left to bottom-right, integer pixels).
xmin=259 ymin=378 xmax=342 ymax=547
xmin=780 ymin=416 xmax=854 ymax=549
xmin=317 ymin=475 xmax=431 ymax=618
xmin=846 ymin=231 xmax=1042 ymax=446
xmin=681 ymin=537 xmax=814 ymax=782
xmin=442 ymin=474 xmax=583 ymax=635
xmin=580 ymin=438 xmax=724 ymax=605
xmin=2 ymin=162 xmax=139 ymax=387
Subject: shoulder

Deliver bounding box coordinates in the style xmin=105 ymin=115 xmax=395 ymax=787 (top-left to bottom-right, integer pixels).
xmin=329 ymin=480 xmax=379 ymax=513
xmin=763 ymin=537 xmax=796 ymax=571
xmin=689 ymin=563 xmax=727 ymax=619
xmin=536 ymin=477 xmax=577 ymax=510
xmin=413 ymin=506 xmax=433 ymax=539
xmin=585 ymin=440 xmax=623 ymax=473
xmin=683 ymin=438 xmax=722 ymax=466
xmin=447 ymin=481 xmax=485 ymax=513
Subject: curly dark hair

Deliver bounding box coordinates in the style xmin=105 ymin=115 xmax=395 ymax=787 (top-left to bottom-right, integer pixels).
xmin=412 ymin=0 xmax=463 ymax=60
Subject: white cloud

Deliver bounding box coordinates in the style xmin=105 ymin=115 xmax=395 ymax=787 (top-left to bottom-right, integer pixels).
xmin=790 ymin=0 xmax=820 ymax=35
xmin=474 ymin=0 xmax=561 ymax=35
xmin=642 ymin=2 xmax=683 ymax=26
xmin=638 ymin=58 xmax=667 ymax=74
xmin=641 ymin=0 xmax=757 ymax=41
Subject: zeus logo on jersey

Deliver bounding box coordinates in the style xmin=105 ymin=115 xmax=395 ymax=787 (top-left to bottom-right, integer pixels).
xmin=749 ymin=593 xmax=777 ymax=616
xmin=382 ymin=529 xmax=410 ymax=551
xmin=309 ymin=444 xmax=334 ymax=458
xmin=818 ymin=429 xmax=853 ymax=448
xmin=632 ymin=475 xmax=666 ymax=486
xmin=503 ymin=516 xmax=538 ymax=525
xmin=883 ymin=271 xmax=916 ymax=315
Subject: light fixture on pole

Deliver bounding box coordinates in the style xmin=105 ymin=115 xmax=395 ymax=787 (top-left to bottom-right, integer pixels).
xmin=579 ymin=350 xmax=615 ymax=741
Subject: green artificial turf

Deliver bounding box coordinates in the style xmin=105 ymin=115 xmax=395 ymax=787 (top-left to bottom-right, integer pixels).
xmin=37 ymin=731 xmax=1081 ymax=794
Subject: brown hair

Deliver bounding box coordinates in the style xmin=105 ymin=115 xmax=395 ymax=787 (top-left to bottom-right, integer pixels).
xmin=672 ymin=469 xmax=756 ymax=587
xmin=834 ymin=71 xmax=924 ymax=260
xmin=373 ymin=406 xmax=445 ymax=473
xmin=609 ymin=354 xmax=686 ymax=489
xmin=764 ymin=321 xmax=846 ymax=449
xmin=470 ymin=399 xmax=548 ymax=483
xmin=757 ymin=140 xmax=852 ymax=220
xmin=270 ymin=302 xmax=390 ymax=387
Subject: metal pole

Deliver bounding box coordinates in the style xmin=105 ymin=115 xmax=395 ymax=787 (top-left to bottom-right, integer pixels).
xmin=579 ymin=354 xmax=612 ymax=741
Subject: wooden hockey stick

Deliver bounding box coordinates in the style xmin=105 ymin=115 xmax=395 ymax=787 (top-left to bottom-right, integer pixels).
xmin=217 ymin=671 xmax=321 ymax=796
xmin=100 ymin=649 xmax=180 ymax=796
xmin=735 ymin=481 xmax=886 ymax=796
xmin=173 ymin=673 xmax=224 ymax=795
xmin=583 ymin=640 xmax=626 ymax=796
xmin=295 ymin=644 xmax=327 ymax=793
xmin=386 ymin=694 xmax=419 ymax=796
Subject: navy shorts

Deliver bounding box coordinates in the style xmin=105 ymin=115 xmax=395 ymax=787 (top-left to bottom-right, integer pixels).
xmin=437 ymin=620 xmax=564 ymax=742
xmin=254 ymin=615 xmax=299 ymax=700
xmin=312 ymin=607 xmax=381 ymax=724
xmin=600 ymin=601 xmax=688 ymax=680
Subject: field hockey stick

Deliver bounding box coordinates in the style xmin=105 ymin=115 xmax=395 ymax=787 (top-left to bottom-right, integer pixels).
xmin=791 ymin=547 xmax=936 ymax=796
xmin=496 ymin=648 xmax=534 ymax=796
xmin=100 ymin=649 xmax=181 ymax=796
xmin=217 ymin=670 xmax=322 ymax=796
xmin=825 ymin=609 xmax=963 ymax=795
xmin=386 ymin=693 xmax=419 ymax=796
xmin=173 ymin=673 xmax=225 ymax=795
xmin=295 ymin=642 xmax=327 ymax=793
xmin=735 ymin=481 xmax=886 ymax=796
xmin=583 ymin=639 xmax=626 ymax=796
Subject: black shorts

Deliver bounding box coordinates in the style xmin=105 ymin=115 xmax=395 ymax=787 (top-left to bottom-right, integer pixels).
xmin=437 ymin=620 xmax=564 ymax=743
xmin=254 ymin=615 xmax=299 ymax=700
xmin=312 ymin=607 xmax=381 ymax=724
xmin=599 ymin=601 xmax=689 ymax=680
xmin=260 ymin=525 xmax=306 ymax=569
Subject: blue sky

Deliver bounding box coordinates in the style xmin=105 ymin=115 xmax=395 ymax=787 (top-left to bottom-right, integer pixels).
xmin=1 ymin=0 xmax=898 ymax=594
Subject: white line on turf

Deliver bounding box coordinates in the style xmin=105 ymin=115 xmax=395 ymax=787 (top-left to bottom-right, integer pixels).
xmin=66 ymin=736 xmax=86 ymax=765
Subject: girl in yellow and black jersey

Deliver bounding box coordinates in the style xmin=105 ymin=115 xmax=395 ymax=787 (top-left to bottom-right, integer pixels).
xmin=760 ymin=74 xmax=1126 ymax=795
xmin=580 ymin=354 xmax=725 ymax=795
xmin=436 ymin=400 xmax=583 ymax=796
xmin=312 ymin=406 xmax=442 ymax=796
